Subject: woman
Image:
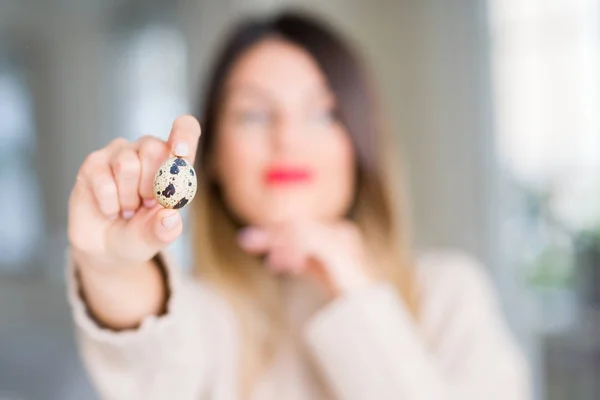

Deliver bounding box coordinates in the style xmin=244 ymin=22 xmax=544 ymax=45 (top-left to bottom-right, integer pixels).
xmin=67 ymin=11 xmax=530 ymax=400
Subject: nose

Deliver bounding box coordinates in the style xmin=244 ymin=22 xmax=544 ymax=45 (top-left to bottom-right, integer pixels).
xmin=271 ymin=112 xmax=300 ymax=155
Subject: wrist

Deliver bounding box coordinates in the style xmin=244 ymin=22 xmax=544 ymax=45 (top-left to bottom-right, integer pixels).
xmin=330 ymin=261 xmax=375 ymax=297
xmin=71 ymin=246 xmax=153 ymax=277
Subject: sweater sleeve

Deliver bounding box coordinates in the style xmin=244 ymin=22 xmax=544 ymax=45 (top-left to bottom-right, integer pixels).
xmin=65 ymin=249 xmax=233 ymax=400
xmin=303 ymin=252 xmax=531 ymax=400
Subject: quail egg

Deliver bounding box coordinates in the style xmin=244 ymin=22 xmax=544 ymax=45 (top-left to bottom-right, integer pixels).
xmin=153 ymin=156 xmax=197 ymax=209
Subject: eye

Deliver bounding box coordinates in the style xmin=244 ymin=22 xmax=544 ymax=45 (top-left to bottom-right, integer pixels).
xmin=236 ymin=110 xmax=271 ymax=125
xmin=310 ymin=108 xmax=336 ymax=126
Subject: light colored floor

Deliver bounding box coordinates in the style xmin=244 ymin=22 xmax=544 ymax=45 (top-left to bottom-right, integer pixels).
xmin=0 ymin=276 xmax=96 ymax=400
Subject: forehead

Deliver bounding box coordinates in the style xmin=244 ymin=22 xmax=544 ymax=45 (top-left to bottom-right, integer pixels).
xmin=224 ymin=37 xmax=330 ymax=102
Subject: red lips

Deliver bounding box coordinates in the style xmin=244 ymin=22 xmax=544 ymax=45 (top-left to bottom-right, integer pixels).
xmin=264 ymin=166 xmax=313 ymax=184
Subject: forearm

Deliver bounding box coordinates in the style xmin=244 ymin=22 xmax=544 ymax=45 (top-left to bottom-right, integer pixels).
xmin=73 ymin=249 xmax=167 ymax=330
xmin=67 ymin=248 xmax=218 ymax=400
xmin=304 ymin=258 xmax=531 ymax=400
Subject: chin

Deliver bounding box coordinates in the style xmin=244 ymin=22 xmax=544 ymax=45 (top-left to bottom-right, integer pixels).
xmin=234 ymin=196 xmax=339 ymax=226
xmin=254 ymin=204 xmax=316 ymax=225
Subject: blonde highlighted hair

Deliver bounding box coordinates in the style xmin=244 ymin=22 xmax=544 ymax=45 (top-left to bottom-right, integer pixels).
xmin=190 ymin=10 xmax=417 ymax=398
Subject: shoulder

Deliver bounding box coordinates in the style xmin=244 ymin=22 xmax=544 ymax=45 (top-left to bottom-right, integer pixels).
xmin=414 ymin=249 xmax=504 ymax=329
xmin=415 ymin=250 xmax=497 ymax=297
xmin=412 ymin=250 xmax=530 ymax=395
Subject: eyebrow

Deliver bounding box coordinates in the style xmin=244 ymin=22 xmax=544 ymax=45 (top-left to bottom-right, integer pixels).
xmin=223 ymin=84 xmax=275 ymax=104
xmin=308 ymin=86 xmax=336 ymax=104
xmin=224 ymin=82 xmax=336 ymax=105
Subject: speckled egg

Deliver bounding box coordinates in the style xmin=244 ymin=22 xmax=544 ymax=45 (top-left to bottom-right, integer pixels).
xmin=153 ymin=156 xmax=197 ymax=209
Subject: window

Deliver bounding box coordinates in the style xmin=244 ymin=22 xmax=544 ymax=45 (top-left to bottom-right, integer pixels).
xmin=488 ymin=1 xmax=600 ymax=398
xmin=115 ymin=24 xmax=189 ymax=140
xmin=0 ymin=57 xmax=43 ymax=273
xmin=489 ymin=0 xmax=600 ymax=324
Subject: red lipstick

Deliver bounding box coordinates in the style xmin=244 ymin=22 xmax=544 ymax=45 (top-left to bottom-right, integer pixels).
xmin=264 ymin=166 xmax=313 ymax=184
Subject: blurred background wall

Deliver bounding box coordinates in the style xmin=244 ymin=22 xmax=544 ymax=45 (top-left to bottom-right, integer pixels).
xmin=1 ymin=0 xmax=599 ymax=399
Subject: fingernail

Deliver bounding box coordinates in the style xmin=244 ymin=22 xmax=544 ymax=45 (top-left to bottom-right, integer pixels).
xmin=174 ymin=142 xmax=189 ymax=157
xmin=143 ymin=199 xmax=157 ymax=208
xmin=238 ymin=227 xmax=264 ymax=247
xmin=161 ymin=212 xmax=179 ymax=229
xmin=122 ymin=210 xmax=135 ymax=220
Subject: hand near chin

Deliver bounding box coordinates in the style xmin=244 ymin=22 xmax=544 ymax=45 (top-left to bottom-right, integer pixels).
xmin=237 ymin=220 xmax=374 ymax=297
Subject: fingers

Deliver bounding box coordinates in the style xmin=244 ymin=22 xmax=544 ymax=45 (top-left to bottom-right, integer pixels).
xmin=238 ymin=226 xmax=306 ymax=273
xmin=78 ymin=118 xmax=197 ymax=224
xmin=107 ymin=206 xmax=183 ymax=260
xmin=266 ymin=246 xmax=306 ymax=274
xmin=237 ymin=227 xmax=272 ymax=254
xmin=137 ymin=135 xmax=169 ymax=206
xmin=78 ymin=139 xmax=127 ymax=219
xmin=90 ymin=165 xmax=120 ymax=219
xmin=167 ymin=115 xmax=201 ymax=162
xmin=110 ymin=143 xmax=142 ymax=218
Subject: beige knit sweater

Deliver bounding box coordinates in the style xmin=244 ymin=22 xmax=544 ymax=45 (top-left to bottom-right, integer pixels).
xmin=67 ymin=250 xmax=531 ymax=400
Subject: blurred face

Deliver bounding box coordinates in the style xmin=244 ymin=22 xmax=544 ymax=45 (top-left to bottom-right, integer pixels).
xmin=213 ymin=37 xmax=356 ymax=226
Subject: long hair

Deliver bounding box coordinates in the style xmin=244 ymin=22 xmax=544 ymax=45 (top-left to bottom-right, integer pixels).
xmin=191 ymin=10 xmax=417 ymax=397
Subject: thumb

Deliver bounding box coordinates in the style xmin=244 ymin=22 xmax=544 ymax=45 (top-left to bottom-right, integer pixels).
xmin=108 ymin=207 xmax=183 ymax=263
xmin=145 ymin=208 xmax=183 ymax=249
